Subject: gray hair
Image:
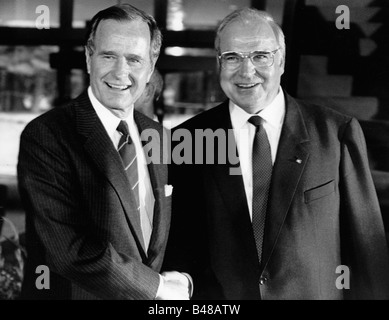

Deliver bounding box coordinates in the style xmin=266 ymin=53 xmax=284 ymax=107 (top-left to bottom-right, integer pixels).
xmin=85 ymin=3 xmax=162 ymax=65
xmin=215 ymin=8 xmax=285 ymax=62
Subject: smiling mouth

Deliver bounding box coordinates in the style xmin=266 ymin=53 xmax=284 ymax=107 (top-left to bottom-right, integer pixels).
xmin=105 ymin=82 xmax=131 ymax=90
xmin=235 ymin=83 xmax=260 ymax=89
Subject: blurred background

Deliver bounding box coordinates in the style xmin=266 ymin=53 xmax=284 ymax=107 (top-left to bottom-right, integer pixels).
xmin=1 ymin=0 xmax=389 ymax=244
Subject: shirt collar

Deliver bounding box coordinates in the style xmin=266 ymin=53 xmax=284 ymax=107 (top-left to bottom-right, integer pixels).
xmin=88 ymin=86 xmax=135 ymax=139
xmin=229 ymin=87 xmax=285 ymax=130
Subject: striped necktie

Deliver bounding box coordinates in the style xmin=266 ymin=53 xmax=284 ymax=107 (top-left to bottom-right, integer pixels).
xmin=248 ymin=116 xmax=273 ymax=265
xmin=117 ymin=120 xmax=140 ymax=212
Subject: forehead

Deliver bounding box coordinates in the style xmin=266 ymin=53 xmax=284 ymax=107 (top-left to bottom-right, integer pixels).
xmin=94 ymin=19 xmax=151 ymax=51
xmin=219 ymin=18 xmax=278 ymax=52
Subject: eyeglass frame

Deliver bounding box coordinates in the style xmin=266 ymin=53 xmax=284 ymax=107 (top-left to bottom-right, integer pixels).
xmin=218 ymin=48 xmax=280 ymax=69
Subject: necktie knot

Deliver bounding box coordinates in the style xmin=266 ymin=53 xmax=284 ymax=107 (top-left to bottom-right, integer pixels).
xmin=117 ymin=120 xmax=132 ymax=144
xmin=117 ymin=120 xmax=130 ymax=136
xmin=248 ymin=116 xmax=264 ymax=131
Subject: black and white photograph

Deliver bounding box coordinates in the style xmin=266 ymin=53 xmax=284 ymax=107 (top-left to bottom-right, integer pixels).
xmin=0 ymin=0 xmax=388 ymax=311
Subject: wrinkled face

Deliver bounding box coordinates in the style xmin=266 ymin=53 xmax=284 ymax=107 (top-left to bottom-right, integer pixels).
xmin=218 ymin=18 xmax=284 ymax=114
xmin=86 ymin=19 xmax=154 ymax=118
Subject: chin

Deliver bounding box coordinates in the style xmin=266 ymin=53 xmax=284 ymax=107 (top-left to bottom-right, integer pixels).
xmin=240 ymin=99 xmax=260 ymax=109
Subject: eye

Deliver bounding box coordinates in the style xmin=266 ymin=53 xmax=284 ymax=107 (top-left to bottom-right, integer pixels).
xmin=251 ymin=53 xmax=269 ymax=63
xmin=223 ymin=54 xmax=240 ymax=63
xmin=103 ymin=54 xmax=115 ymax=60
xmin=128 ymin=58 xmax=140 ymax=64
xmin=127 ymin=57 xmax=145 ymax=68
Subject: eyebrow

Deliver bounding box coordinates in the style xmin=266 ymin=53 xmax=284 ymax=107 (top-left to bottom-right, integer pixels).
xmin=99 ymin=50 xmax=116 ymax=56
xmin=99 ymin=51 xmax=145 ymax=60
xmin=222 ymin=49 xmax=275 ymax=54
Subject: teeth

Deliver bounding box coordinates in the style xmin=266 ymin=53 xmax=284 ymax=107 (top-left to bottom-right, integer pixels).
xmin=107 ymin=83 xmax=130 ymax=90
xmin=237 ymin=83 xmax=257 ymax=88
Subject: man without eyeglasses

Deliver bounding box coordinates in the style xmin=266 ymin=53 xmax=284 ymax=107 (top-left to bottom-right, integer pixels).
xmin=163 ymin=8 xmax=389 ymax=299
xmin=18 ymin=4 xmax=190 ymax=300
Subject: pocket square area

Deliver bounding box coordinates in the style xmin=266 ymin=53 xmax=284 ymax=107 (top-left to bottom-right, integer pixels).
xmin=164 ymin=184 xmax=173 ymax=197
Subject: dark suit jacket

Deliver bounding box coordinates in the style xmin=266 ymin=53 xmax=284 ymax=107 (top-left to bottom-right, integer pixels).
xmin=17 ymin=92 xmax=171 ymax=300
xmin=164 ymin=92 xmax=389 ymax=300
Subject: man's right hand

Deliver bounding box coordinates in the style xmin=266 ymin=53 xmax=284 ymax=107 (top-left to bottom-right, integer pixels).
xmin=155 ymin=271 xmax=190 ymax=300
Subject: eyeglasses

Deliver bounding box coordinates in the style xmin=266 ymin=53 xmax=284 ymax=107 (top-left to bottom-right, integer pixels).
xmin=218 ymin=48 xmax=280 ymax=70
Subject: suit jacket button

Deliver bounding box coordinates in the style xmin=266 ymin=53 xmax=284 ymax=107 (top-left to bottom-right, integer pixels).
xmin=259 ymin=276 xmax=268 ymax=285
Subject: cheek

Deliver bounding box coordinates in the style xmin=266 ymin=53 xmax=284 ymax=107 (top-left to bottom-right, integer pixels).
xmin=91 ymin=60 xmax=112 ymax=78
xmin=219 ymin=75 xmax=231 ymax=93
xmin=220 ymin=70 xmax=233 ymax=85
xmin=272 ymin=58 xmax=285 ymax=79
xmin=259 ymin=68 xmax=279 ymax=84
xmin=142 ymin=71 xmax=152 ymax=84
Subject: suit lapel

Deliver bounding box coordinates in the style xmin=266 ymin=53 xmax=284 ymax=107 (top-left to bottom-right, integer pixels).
xmin=261 ymin=94 xmax=310 ymax=271
xmin=134 ymin=111 xmax=166 ymax=195
xmin=134 ymin=111 xmax=169 ymax=263
xmin=74 ymin=92 xmax=147 ymax=255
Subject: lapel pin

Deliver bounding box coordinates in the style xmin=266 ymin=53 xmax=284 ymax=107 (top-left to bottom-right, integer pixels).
xmin=294 ymin=157 xmax=302 ymax=164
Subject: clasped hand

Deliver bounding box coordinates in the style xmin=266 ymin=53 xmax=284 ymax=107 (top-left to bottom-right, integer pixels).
xmin=156 ymin=271 xmax=191 ymax=300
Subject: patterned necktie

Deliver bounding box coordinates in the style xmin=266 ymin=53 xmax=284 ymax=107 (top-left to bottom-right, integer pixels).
xmin=117 ymin=120 xmax=140 ymax=211
xmin=248 ymin=116 xmax=273 ymax=265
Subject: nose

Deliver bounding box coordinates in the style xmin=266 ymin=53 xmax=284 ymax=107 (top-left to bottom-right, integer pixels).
xmin=238 ymin=57 xmax=256 ymax=77
xmin=112 ymin=57 xmax=130 ymax=79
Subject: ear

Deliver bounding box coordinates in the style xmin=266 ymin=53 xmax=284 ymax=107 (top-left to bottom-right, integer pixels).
xmin=85 ymin=47 xmax=91 ymax=74
xmin=215 ymin=55 xmax=221 ymax=72
xmin=279 ymin=55 xmax=285 ymax=76
xmin=147 ymin=64 xmax=155 ymax=84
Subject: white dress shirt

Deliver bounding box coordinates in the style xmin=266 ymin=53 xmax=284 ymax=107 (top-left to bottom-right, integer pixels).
xmin=229 ymin=88 xmax=285 ymax=220
xmin=88 ymin=87 xmax=155 ymax=250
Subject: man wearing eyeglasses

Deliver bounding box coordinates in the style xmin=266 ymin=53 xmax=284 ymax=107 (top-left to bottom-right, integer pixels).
xmin=163 ymin=8 xmax=389 ymax=299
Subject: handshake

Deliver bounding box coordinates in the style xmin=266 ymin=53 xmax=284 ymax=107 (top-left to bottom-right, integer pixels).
xmin=156 ymin=271 xmax=193 ymax=300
